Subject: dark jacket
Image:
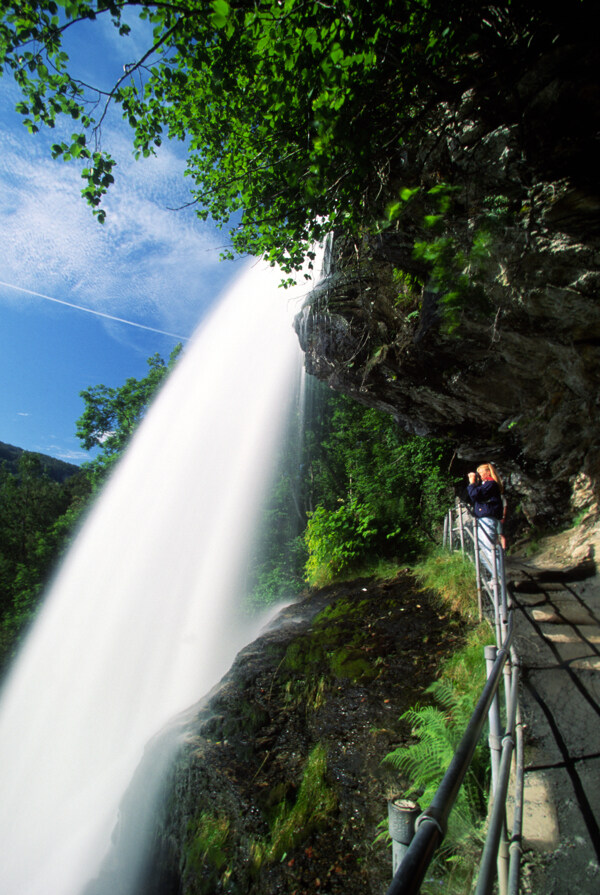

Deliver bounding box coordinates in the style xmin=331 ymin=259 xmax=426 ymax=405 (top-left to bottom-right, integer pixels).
xmin=467 ymin=479 xmax=503 ymax=520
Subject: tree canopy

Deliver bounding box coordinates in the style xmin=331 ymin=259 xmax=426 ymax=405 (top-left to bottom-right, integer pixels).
xmin=0 ymin=453 xmax=90 ymax=668
xmin=0 ymin=347 xmax=179 ymax=670
xmin=0 ymin=0 xmax=579 ymax=274
xmin=76 ymin=344 xmax=182 ymax=483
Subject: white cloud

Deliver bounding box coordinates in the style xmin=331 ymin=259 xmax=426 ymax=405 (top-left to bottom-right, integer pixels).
xmin=46 ymin=446 xmax=90 ymax=464
xmin=0 ymin=80 xmax=244 ymax=342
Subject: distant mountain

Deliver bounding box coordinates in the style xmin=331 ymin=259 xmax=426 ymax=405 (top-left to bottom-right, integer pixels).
xmin=0 ymin=441 xmax=81 ymax=484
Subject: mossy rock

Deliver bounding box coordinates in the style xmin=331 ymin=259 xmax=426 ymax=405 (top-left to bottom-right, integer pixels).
xmin=328 ymin=646 xmax=376 ymax=681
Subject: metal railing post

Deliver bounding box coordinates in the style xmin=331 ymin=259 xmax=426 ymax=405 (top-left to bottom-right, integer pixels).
xmin=475 ymin=662 xmax=519 ymax=895
xmin=473 ymin=517 xmax=483 ymax=621
xmin=499 ymin=545 xmax=510 ymax=617
xmin=491 ymin=536 xmax=502 ymax=648
xmin=457 ymin=499 xmax=465 ymax=555
xmin=508 ymin=694 xmax=525 ymax=895
xmin=388 ymin=799 xmax=421 ymax=875
xmin=484 ymin=645 xmax=502 ymax=797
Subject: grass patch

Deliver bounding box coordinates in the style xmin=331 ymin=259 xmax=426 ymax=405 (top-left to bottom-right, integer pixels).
xmin=412 ymin=549 xmax=478 ymax=620
xmin=283 ymin=675 xmax=327 ymax=714
xmin=308 ymin=557 xmax=406 ymax=588
xmin=269 ymin=742 xmax=337 ymax=860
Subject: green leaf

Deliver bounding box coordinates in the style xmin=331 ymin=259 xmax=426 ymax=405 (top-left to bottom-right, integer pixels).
xmin=210 ymin=0 xmax=231 ymax=29
xmin=330 ymin=43 xmax=344 ymax=64
xmin=400 ymin=187 xmax=420 ymax=202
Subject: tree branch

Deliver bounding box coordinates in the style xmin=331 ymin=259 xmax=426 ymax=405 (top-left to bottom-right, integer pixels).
xmin=92 ymin=16 xmax=183 ymax=134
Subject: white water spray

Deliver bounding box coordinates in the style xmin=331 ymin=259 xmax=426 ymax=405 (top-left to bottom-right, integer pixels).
xmin=0 ymin=259 xmax=313 ymax=895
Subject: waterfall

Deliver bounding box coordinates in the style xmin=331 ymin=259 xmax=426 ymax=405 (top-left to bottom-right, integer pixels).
xmin=0 ymin=258 xmax=315 ymax=895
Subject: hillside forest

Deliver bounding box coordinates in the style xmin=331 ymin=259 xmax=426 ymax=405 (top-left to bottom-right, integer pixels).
xmin=0 ymin=348 xmax=457 ymax=673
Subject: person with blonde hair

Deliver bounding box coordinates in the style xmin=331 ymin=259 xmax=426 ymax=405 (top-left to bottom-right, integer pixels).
xmin=467 ymin=462 xmax=505 ymax=574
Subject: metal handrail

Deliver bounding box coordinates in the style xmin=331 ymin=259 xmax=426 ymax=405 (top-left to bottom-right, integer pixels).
xmin=386 ymin=499 xmax=524 ymax=895
xmin=386 ymin=619 xmax=514 ymax=895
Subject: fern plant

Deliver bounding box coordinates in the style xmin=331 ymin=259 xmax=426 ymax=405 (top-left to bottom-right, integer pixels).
xmin=383 ymin=623 xmax=491 ymax=883
xmin=385 ymin=702 xmax=484 ymax=852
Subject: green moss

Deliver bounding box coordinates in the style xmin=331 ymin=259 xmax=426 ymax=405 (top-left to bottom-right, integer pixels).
xmin=221 ymin=699 xmax=269 ymax=740
xmin=282 ymin=594 xmax=386 ymax=685
xmin=283 ymin=635 xmax=328 ymax=673
xmin=184 ymin=811 xmax=231 ymax=893
xmin=329 ymin=646 xmax=375 ymax=681
xmin=314 ymin=596 xmax=370 ymax=625
xmin=266 ymin=743 xmax=337 ymax=862
xmin=247 ymin=743 xmax=337 ymax=875
xmin=285 ymin=640 xmax=375 ymax=682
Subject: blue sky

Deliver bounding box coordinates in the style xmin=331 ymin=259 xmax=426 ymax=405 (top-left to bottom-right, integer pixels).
xmin=0 ymin=12 xmax=247 ymax=464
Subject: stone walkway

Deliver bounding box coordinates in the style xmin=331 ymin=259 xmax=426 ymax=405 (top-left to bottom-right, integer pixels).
xmin=507 ymin=524 xmax=600 ymax=894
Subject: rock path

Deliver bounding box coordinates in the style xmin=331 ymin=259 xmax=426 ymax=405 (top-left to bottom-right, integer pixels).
xmin=507 ymin=525 xmax=600 ymax=894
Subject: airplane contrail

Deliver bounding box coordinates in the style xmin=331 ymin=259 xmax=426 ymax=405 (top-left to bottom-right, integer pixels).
xmin=0 ymin=279 xmax=189 ymax=341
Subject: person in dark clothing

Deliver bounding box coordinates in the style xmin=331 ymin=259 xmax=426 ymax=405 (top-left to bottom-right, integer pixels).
xmin=467 ymin=464 xmax=504 ymax=520
xmin=467 ymin=463 xmax=505 ymax=574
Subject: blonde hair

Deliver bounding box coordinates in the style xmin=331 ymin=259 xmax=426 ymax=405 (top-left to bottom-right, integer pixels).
xmin=477 ymin=463 xmax=504 ymax=493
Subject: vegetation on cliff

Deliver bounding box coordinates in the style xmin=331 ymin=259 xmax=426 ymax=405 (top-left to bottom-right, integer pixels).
xmin=237 ymin=378 xmax=458 ymax=605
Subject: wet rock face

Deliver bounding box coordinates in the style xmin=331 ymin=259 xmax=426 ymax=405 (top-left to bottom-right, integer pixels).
xmin=295 ymin=46 xmax=600 ymax=525
xmin=93 ymin=576 xmax=467 ymax=895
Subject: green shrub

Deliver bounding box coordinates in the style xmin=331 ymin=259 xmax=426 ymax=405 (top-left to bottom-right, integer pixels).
xmin=246 ymin=556 xmax=305 ymax=611
xmin=304 ymin=498 xmax=377 ymax=585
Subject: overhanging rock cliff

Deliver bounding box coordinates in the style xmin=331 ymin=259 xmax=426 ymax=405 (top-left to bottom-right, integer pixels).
xmin=295 ymin=39 xmax=600 ymax=524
